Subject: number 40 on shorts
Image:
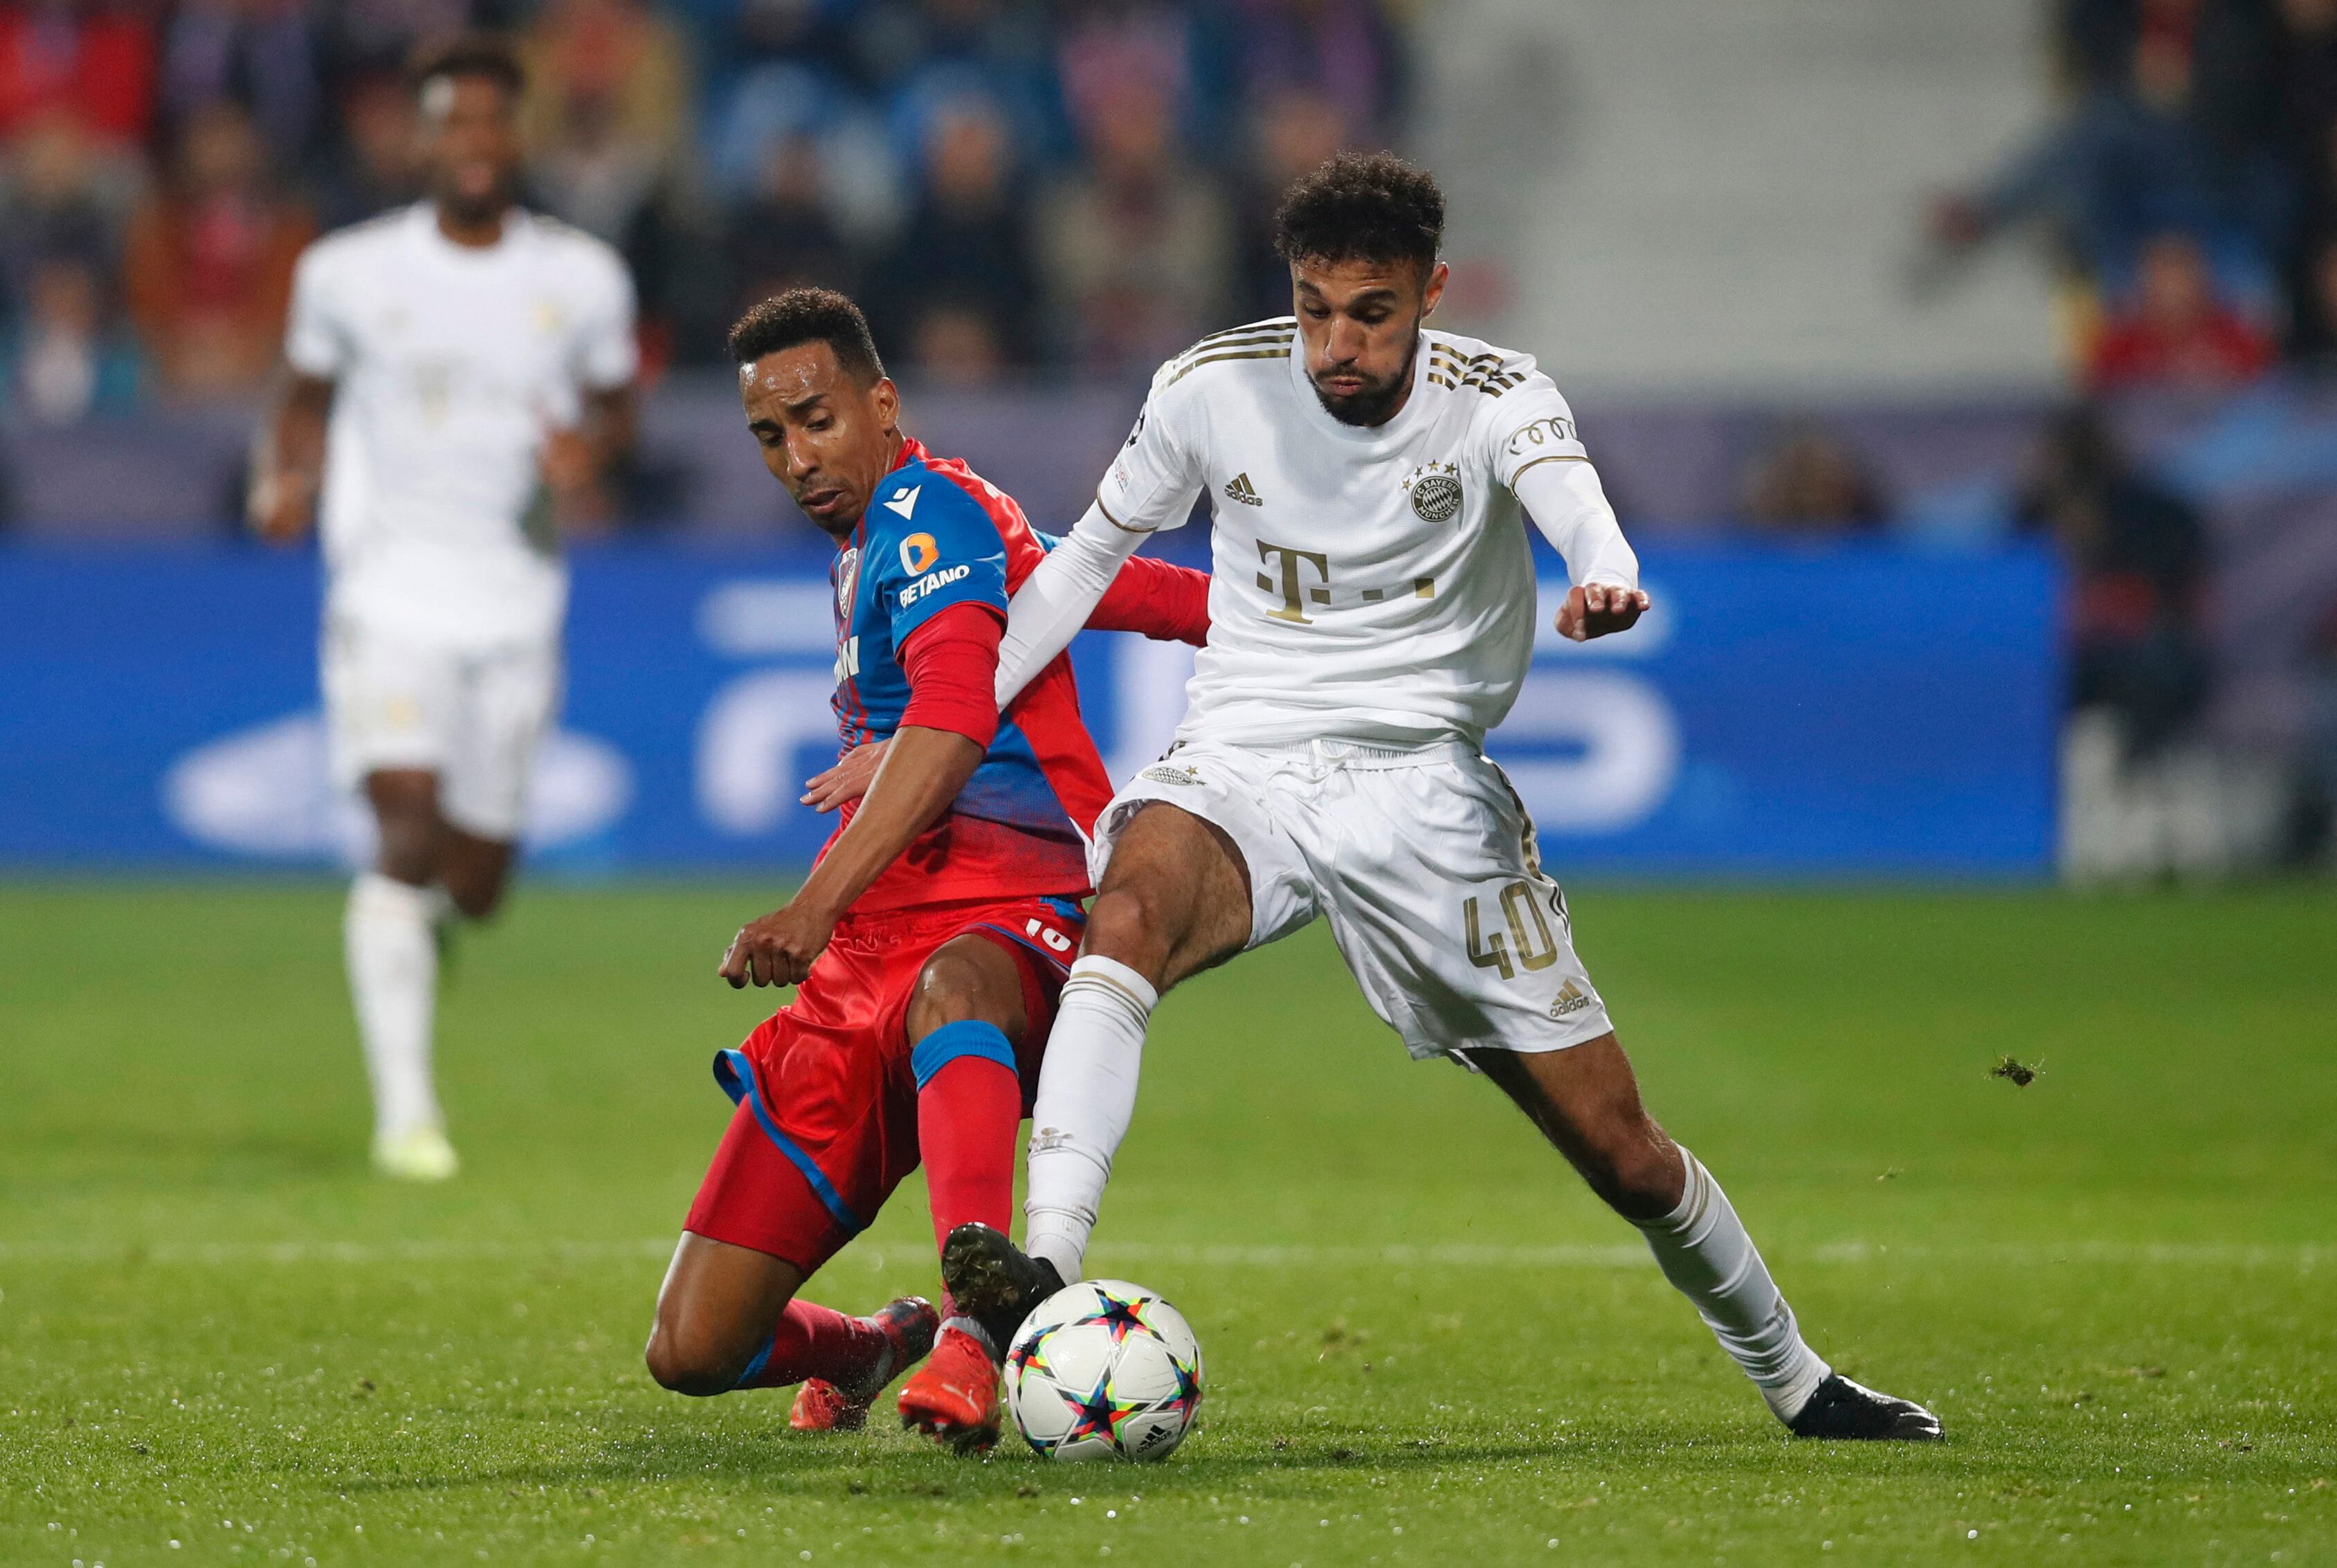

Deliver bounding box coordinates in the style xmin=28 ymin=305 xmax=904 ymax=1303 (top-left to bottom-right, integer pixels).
xmin=1464 ymin=881 xmax=1560 ymax=980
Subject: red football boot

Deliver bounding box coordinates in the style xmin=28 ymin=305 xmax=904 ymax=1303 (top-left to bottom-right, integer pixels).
xmin=785 ymin=1296 xmax=940 ymax=1432
xmin=895 ymin=1325 xmax=1003 ymax=1452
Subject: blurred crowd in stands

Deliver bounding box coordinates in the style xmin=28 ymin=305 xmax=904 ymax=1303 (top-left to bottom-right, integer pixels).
xmin=0 ymin=0 xmax=2330 ymax=866
xmin=1928 ymin=0 xmax=2337 ymax=392
xmin=0 ymin=0 xmax=1410 ymax=418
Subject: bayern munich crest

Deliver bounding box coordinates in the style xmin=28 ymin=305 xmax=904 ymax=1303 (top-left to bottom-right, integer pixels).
xmin=1403 ymin=461 xmax=1464 ymax=523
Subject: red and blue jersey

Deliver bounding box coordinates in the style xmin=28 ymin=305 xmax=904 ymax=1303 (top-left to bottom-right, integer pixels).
xmin=826 ymin=439 xmax=1117 ymax=913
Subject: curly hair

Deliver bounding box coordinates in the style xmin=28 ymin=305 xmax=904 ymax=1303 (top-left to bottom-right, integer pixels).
xmin=408 ymin=33 xmax=526 ymax=102
xmin=727 ymin=287 xmax=886 ymax=385
xmin=1273 ymin=152 xmax=1446 ymax=279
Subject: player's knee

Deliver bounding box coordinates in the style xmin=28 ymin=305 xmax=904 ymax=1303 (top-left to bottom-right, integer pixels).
xmin=370 ymin=800 xmax=443 ymax=885
xmin=1585 ymin=1120 xmax=1682 ymax=1221
xmin=643 ymin=1321 xmax=745 ymax=1398
xmin=904 ymin=947 xmax=1015 ymax=1041
xmin=1079 ymin=886 xmax=1174 ymax=978
xmin=444 ymin=870 xmax=504 ymax=921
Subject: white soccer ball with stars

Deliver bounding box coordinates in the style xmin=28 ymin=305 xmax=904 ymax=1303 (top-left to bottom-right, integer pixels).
xmin=1003 ymin=1279 xmax=1203 ymax=1461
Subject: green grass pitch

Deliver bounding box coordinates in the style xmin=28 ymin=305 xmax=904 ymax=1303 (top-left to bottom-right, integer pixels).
xmin=1 ymin=882 xmax=2332 ymax=1566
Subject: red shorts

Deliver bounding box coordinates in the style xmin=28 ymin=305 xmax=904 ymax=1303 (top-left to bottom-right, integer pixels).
xmin=683 ymin=895 xmax=1085 ymax=1274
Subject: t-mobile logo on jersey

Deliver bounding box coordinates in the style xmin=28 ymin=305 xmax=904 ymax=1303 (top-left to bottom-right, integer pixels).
xmin=1255 ymin=542 xmax=1329 ymax=624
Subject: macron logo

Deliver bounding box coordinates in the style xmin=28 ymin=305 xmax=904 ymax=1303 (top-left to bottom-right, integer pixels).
xmin=897 ymin=563 xmax=972 ymax=608
xmin=882 ymin=484 xmax=921 ymax=520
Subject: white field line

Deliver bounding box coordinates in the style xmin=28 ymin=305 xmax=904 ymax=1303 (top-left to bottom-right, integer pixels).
xmin=0 ymin=1239 xmax=2321 ymax=1270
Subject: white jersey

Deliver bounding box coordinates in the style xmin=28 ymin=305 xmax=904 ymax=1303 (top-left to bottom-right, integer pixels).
xmin=285 ymin=203 xmax=637 ymax=647
xmin=1098 ymin=318 xmax=1615 ymax=748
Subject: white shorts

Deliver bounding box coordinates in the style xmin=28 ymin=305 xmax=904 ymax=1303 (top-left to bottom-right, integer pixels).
xmin=321 ymin=618 xmax=561 ymax=841
xmin=1092 ymin=738 xmax=1615 ymax=1061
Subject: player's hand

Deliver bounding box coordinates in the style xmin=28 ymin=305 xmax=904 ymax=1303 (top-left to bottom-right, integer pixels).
xmin=719 ymin=900 xmax=837 ymax=989
xmin=248 ymin=471 xmax=316 ymax=544
xmin=1556 ymin=583 xmax=1651 ymax=642
xmin=801 ymin=742 xmax=888 ymax=812
xmin=539 ymin=426 xmax=599 ymax=495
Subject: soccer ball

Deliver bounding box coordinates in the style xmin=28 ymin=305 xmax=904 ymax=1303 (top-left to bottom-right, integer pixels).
xmin=1003 ymin=1279 xmax=1203 ymax=1461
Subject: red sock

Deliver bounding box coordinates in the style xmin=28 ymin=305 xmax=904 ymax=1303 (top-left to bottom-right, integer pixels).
xmin=734 ymin=1300 xmax=885 ymax=1390
xmin=917 ymin=1053 xmax=1024 ymax=1256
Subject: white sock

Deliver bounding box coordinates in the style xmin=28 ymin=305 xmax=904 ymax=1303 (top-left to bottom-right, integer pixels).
xmin=345 ymin=871 xmax=444 ymax=1140
xmin=1022 ymin=955 xmax=1156 ymax=1283
xmin=1633 ymin=1147 xmax=1830 ymax=1421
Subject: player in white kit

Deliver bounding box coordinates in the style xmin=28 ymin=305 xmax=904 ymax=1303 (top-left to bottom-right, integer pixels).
xmin=249 ymin=37 xmax=638 ymax=1180
xmin=940 ymin=154 xmax=1940 ymax=1439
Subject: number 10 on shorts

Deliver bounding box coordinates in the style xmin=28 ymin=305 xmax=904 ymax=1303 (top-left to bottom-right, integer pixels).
xmin=1464 ymin=882 xmax=1559 ymax=981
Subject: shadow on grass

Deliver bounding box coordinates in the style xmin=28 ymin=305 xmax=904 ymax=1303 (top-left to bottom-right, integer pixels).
xmin=326 ymin=1419 xmax=1882 ymax=1498
xmin=323 ymin=1413 xmax=2335 ymax=1504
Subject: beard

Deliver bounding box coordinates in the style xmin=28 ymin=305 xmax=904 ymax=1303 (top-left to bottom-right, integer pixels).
xmin=435 ymin=169 xmax=516 ymax=229
xmin=1307 ymin=337 xmax=1420 ymax=428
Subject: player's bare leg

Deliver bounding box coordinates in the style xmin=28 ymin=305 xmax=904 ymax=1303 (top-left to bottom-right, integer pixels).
xmin=436 ymin=825 xmax=513 ymax=920
xmin=347 ymin=773 xmax=520 ymax=1180
xmin=943 ymin=803 xmax=1251 ymax=1352
xmin=1466 ymin=1036 xmax=1941 ymax=1441
xmin=647 ymin=1232 xmax=936 ymax=1430
xmin=347 ymin=769 xmax=460 ymax=1180
xmin=894 ymin=931 xmax=1044 ymax=1450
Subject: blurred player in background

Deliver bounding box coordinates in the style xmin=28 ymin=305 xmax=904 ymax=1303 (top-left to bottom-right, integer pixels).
xmin=642 ymin=290 xmax=1208 ymax=1449
xmin=248 ymin=36 xmax=638 ymax=1181
xmin=940 ymin=154 xmax=1943 ymax=1441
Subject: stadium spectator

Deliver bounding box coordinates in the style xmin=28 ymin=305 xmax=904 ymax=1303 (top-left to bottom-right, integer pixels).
xmin=1 ymin=253 xmax=140 ymax=421
xmin=1053 ymin=0 xmax=1231 ymax=163
xmin=0 ymin=0 xmax=157 ymax=147
xmin=318 ymin=0 xmax=480 ymax=84
xmin=2282 ymin=225 xmax=2337 ymax=358
xmin=864 ymin=95 xmax=1039 ymax=374
xmin=2017 ymin=405 xmax=2212 ymax=756
xmin=519 ymin=0 xmax=707 ymax=354
xmin=1036 ymin=78 xmax=1232 ymax=373
xmin=1928 ymin=11 xmax=2261 ymax=298
xmin=1230 ymin=84 xmax=1349 ymax=322
xmin=723 ymin=130 xmax=858 ymax=318
xmin=680 ymin=0 xmax=851 ymax=86
xmin=0 ymin=109 xmax=132 ymax=312
xmin=1230 ymin=0 xmax=1404 ymax=145
xmin=2087 ymin=228 xmax=2273 ymax=388
xmin=871 ymin=0 xmax=1064 ymax=163
xmin=123 ymin=101 xmax=313 ymax=398
xmin=308 ymin=69 xmax=424 ymax=233
xmin=156 ymin=0 xmax=324 ymax=166
xmin=1738 ymin=425 xmax=1890 ymax=536
xmin=517 ymin=0 xmax=694 ymax=182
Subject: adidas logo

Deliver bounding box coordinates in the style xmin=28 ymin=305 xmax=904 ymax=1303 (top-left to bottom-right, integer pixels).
xmin=1223 ymin=473 xmax=1263 ymax=507
xmin=1550 ymin=981 xmax=1591 ymax=1019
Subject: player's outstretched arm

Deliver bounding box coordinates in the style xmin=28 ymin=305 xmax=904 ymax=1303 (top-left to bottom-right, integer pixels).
xmin=1086 ymin=554 xmax=1210 ymax=646
xmin=1514 ymin=455 xmax=1651 ymax=641
xmin=248 ymin=370 xmax=334 ymax=543
xmin=994 ymin=502 xmax=1148 ymax=706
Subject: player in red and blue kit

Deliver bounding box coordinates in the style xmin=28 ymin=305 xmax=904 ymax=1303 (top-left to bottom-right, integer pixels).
xmin=643 ymin=289 xmax=1209 ymax=1451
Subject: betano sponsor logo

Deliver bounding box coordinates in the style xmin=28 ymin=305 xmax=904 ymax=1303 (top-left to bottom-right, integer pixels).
xmin=898 ymin=563 xmax=972 ymax=608
xmin=897 ymin=531 xmax=940 ymax=574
